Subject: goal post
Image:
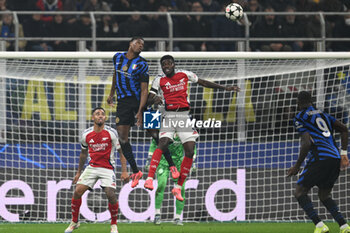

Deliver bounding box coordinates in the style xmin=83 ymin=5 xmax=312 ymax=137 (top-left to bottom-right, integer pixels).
xmin=0 ymin=51 xmax=350 ymax=223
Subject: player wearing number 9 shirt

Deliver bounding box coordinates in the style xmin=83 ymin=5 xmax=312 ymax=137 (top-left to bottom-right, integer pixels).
xmin=287 ymin=91 xmax=350 ymax=233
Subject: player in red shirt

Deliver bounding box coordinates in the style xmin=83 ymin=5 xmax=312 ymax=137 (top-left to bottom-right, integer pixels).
xmin=65 ymin=107 xmax=129 ymax=233
xmin=144 ymin=55 xmax=240 ymax=201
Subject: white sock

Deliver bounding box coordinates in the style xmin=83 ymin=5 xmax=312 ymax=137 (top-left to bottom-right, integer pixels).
xmin=146 ymin=177 xmax=153 ymax=181
xmin=341 ymin=224 xmax=349 ymax=230
xmin=174 ymin=214 xmax=181 ymax=219
xmin=316 ymin=222 xmax=324 ymax=228
xmin=155 ymin=209 xmax=161 ymax=215
xmin=175 ymin=184 xmax=182 ymax=189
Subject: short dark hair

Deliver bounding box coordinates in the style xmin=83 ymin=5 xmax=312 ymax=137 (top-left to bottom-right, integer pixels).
xmin=285 ymin=5 xmax=296 ymax=11
xmin=297 ymin=91 xmax=312 ymax=105
xmin=130 ymin=37 xmax=144 ymax=43
xmin=92 ymin=107 xmax=105 ymax=115
xmin=264 ymin=5 xmax=275 ymax=11
xmin=160 ymin=55 xmax=175 ymax=64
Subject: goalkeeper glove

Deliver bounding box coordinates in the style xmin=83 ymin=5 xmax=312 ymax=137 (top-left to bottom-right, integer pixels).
xmin=191 ymin=162 xmax=197 ymax=174
xmin=144 ymin=156 xmax=151 ymax=172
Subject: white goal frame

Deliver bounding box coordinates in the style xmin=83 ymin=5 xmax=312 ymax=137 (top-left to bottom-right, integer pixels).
xmin=1 ymin=51 xmax=350 ymax=223
xmin=1 ymin=51 xmax=349 ymax=139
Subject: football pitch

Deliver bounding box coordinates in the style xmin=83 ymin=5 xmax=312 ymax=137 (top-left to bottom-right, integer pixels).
xmin=0 ymin=222 xmax=341 ymax=233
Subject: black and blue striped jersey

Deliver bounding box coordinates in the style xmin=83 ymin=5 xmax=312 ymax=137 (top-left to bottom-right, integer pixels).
xmin=113 ymin=52 xmax=149 ymax=100
xmin=294 ymin=105 xmax=340 ymax=162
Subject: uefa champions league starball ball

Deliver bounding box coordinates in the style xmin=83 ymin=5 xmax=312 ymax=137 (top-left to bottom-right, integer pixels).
xmin=225 ymin=3 xmax=244 ymax=21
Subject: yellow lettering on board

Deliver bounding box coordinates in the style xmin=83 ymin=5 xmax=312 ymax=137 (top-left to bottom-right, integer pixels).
xmin=226 ymin=80 xmax=256 ymax=123
xmin=85 ymin=76 xmax=101 ymax=119
xmin=21 ymin=80 xmax=51 ymax=120
xmin=203 ymin=87 xmax=224 ymax=121
xmin=203 ymin=80 xmax=256 ymax=123
xmin=101 ymin=76 xmax=117 ymax=120
xmin=244 ymin=80 xmax=256 ymax=122
xmin=54 ymin=76 xmax=77 ymax=121
xmin=226 ymin=91 xmax=237 ymax=122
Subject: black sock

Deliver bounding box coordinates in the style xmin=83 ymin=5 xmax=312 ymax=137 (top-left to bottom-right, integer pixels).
xmin=163 ymin=148 xmax=175 ymax=167
xmin=321 ymin=198 xmax=346 ymax=226
xmin=120 ymin=142 xmax=138 ymax=173
xmin=297 ymin=195 xmax=321 ymax=225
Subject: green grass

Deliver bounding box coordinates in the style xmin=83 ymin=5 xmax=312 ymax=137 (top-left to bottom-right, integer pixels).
xmin=0 ymin=222 xmax=342 ymax=233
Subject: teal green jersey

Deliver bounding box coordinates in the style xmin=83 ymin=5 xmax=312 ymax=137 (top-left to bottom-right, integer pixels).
xmin=149 ymin=137 xmax=184 ymax=167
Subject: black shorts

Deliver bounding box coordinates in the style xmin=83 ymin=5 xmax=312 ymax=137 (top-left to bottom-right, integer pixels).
xmin=116 ymin=96 xmax=140 ymax=126
xmin=297 ymin=158 xmax=340 ymax=189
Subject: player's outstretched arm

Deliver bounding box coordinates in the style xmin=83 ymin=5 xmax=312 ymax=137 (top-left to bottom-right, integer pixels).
xmin=334 ymin=120 xmax=349 ymax=170
xmin=118 ymin=148 xmax=130 ymax=182
xmin=107 ymin=70 xmax=117 ymax=107
xmin=73 ymin=148 xmax=88 ymax=184
xmin=287 ymin=132 xmax=311 ymax=177
xmin=197 ymin=78 xmax=240 ymax=92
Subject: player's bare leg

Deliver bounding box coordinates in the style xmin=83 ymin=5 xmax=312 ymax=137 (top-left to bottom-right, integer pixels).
xmin=318 ymin=188 xmax=349 ymax=233
xmin=65 ymin=184 xmax=89 ymax=233
xmin=146 ymin=128 xmax=178 ymax=177
xmin=172 ymin=141 xmax=195 ymax=201
xmin=144 ymin=137 xmax=178 ymax=190
xmin=104 ymin=187 xmax=119 ymax=233
xmin=117 ymin=125 xmax=143 ymax=188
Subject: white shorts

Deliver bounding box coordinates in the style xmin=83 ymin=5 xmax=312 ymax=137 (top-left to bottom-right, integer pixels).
xmin=159 ymin=110 xmax=199 ymax=143
xmin=77 ymin=166 xmax=116 ymax=189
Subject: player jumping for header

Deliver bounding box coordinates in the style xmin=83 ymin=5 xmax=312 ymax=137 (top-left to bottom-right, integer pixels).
xmin=107 ymin=37 xmax=148 ymax=188
xmin=144 ymin=55 xmax=239 ymax=201
xmin=107 ymin=37 xmax=179 ymax=188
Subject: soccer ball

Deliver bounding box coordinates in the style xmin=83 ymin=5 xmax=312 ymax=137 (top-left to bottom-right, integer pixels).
xmin=225 ymin=3 xmax=244 ymax=21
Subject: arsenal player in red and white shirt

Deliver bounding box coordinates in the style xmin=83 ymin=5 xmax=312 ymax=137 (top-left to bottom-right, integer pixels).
xmin=144 ymin=55 xmax=240 ymax=201
xmin=65 ymin=107 xmax=129 ymax=233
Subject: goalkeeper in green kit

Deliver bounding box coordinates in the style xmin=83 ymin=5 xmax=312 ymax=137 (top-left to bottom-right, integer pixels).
xmin=146 ymin=134 xmax=197 ymax=225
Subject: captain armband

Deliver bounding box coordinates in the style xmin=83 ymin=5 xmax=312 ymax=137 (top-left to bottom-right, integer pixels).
xmin=340 ymin=149 xmax=348 ymax=156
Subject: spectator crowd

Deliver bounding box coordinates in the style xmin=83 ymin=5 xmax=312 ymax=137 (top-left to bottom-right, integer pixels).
xmin=0 ymin=0 xmax=350 ymax=51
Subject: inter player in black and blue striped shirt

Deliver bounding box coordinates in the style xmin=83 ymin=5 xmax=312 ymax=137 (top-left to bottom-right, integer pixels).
xmin=107 ymin=37 xmax=149 ymax=188
xmin=288 ymin=91 xmax=350 ymax=233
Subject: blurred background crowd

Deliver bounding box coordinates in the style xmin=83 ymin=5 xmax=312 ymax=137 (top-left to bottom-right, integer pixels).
xmin=0 ymin=0 xmax=349 ymax=52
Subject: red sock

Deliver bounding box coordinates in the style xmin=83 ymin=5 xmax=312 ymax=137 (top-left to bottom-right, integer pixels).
xmin=147 ymin=148 xmax=163 ymax=178
xmin=177 ymin=156 xmax=193 ymax=186
xmin=71 ymin=198 xmax=82 ymax=223
xmin=108 ymin=202 xmax=118 ymax=225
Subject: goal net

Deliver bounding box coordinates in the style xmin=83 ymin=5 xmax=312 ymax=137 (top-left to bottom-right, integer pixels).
xmin=0 ymin=52 xmax=350 ymax=223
